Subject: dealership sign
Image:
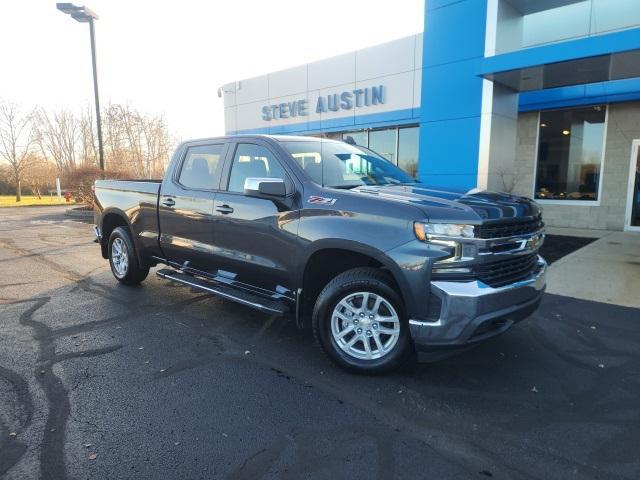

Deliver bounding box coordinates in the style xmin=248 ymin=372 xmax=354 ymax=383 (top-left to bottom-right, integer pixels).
xmin=261 ymin=85 xmax=385 ymax=122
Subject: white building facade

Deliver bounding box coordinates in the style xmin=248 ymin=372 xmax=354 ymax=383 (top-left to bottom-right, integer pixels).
xmin=221 ymin=1 xmax=640 ymax=232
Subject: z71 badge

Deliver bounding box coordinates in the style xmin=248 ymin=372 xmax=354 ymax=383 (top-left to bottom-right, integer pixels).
xmin=308 ymin=195 xmax=337 ymax=206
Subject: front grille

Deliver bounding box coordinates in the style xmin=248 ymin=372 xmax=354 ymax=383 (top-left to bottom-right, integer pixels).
xmin=477 ymin=253 xmax=538 ymax=287
xmin=476 ymin=216 xmax=543 ymax=239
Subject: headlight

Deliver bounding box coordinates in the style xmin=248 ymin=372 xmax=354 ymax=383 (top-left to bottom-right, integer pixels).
xmin=413 ymin=222 xmax=475 ymax=241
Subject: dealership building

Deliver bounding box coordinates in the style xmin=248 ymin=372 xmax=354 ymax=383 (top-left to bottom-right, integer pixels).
xmin=221 ymin=0 xmax=640 ymax=231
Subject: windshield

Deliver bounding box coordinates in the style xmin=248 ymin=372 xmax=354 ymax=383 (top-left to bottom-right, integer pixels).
xmin=281 ymin=140 xmax=416 ymax=188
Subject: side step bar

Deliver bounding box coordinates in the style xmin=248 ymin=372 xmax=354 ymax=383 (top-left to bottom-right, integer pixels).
xmin=156 ymin=268 xmax=289 ymax=316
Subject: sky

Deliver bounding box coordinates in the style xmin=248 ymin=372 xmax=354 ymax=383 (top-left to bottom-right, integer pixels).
xmin=0 ymin=0 xmax=424 ymax=142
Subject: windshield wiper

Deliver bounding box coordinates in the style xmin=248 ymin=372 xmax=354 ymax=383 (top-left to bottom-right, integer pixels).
xmin=330 ymin=184 xmax=363 ymax=190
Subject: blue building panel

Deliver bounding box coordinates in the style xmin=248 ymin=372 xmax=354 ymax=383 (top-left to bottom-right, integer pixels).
xmin=417 ymin=2 xmax=640 ymax=192
xmin=420 ymin=117 xmax=483 ymax=191
xmin=422 ymin=0 xmax=487 ymax=67
xmin=425 ymin=0 xmax=464 ymax=11
xmin=520 ymin=77 xmax=640 ymax=111
xmin=320 ymin=115 xmax=355 ymax=131
xmin=418 ymin=0 xmax=488 ymax=191
xmin=420 ymin=59 xmax=485 ymax=122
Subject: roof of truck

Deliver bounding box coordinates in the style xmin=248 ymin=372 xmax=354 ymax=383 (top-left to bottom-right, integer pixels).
xmin=181 ymin=134 xmax=342 ymax=144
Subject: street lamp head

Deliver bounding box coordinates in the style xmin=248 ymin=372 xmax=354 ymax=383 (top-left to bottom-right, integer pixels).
xmin=71 ymin=11 xmax=92 ymax=22
xmin=56 ymin=3 xmax=99 ymax=21
xmin=56 ymin=3 xmax=81 ymax=14
xmin=79 ymin=5 xmax=98 ymax=20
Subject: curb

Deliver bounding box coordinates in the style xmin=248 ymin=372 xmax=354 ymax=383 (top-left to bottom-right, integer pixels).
xmin=65 ymin=207 xmax=94 ymax=219
xmin=546 ymin=232 xmax=612 ymax=270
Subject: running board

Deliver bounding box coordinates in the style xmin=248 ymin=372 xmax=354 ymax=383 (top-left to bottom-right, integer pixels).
xmin=156 ymin=268 xmax=289 ymax=316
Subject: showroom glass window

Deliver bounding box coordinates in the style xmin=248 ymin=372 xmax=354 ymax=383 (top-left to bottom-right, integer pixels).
xmin=369 ymin=128 xmax=397 ymax=164
xmin=342 ymin=131 xmax=368 ymax=147
xmin=534 ymin=105 xmax=606 ymax=202
xmin=339 ymin=126 xmax=419 ymax=176
xmin=496 ymin=0 xmax=640 ymax=54
xmin=397 ymin=126 xmax=419 ymax=177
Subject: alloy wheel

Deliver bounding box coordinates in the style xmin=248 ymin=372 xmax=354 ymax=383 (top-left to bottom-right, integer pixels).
xmin=111 ymin=237 xmax=129 ymax=278
xmin=330 ymin=291 xmax=400 ymax=360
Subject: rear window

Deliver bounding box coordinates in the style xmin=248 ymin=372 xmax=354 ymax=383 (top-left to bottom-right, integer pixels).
xmin=178 ymin=144 xmax=224 ymax=190
xmin=227 ymin=143 xmax=287 ymax=193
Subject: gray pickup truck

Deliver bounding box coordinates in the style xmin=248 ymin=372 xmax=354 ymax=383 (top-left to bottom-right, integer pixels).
xmin=93 ymin=135 xmax=546 ymax=373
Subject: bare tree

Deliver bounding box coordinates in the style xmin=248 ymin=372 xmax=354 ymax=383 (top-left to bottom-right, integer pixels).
xmin=0 ymin=101 xmax=37 ymax=201
xmin=78 ymin=105 xmax=98 ymax=167
xmin=0 ymin=164 xmax=14 ymax=194
xmin=117 ymin=104 xmax=145 ymax=176
xmin=494 ymin=167 xmax=516 ymax=193
xmin=103 ymin=103 xmax=127 ymax=170
xmin=142 ymin=113 xmax=172 ymax=178
xmin=22 ymin=154 xmax=57 ymax=199
xmin=35 ymin=108 xmax=78 ymax=174
xmin=1 ymin=101 xmax=173 ymax=202
xmin=102 ymin=103 xmax=172 ymax=178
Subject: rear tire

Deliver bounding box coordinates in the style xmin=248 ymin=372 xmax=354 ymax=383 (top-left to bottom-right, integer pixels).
xmin=312 ymin=267 xmax=413 ymax=374
xmin=108 ymin=226 xmax=149 ymax=285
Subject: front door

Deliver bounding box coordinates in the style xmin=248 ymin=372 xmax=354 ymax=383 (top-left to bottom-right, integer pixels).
xmin=158 ymin=142 xmax=227 ymax=272
xmin=625 ymin=139 xmax=640 ymax=231
xmin=211 ymin=141 xmax=300 ymax=298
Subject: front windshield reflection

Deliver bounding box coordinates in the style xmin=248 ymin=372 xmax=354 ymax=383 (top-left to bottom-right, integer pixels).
xmin=282 ymin=140 xmax=416 ymax=188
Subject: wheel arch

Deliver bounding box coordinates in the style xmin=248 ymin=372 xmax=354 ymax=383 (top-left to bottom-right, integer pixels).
xmin=100 ymin=208 xmax=142 ymax=265
xmin=297 ymin=239 xmax=410 ymax=328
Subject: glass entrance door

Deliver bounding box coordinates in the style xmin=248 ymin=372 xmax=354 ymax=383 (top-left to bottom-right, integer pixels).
xmin=625 ymin=139 xmax=640 ymax=231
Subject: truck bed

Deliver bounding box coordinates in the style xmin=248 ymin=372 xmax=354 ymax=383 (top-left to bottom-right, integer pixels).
xmin=95 ymin=179 xmax=162 ymax=195
xmin=93 ymin=179 xmax=163 ymax=261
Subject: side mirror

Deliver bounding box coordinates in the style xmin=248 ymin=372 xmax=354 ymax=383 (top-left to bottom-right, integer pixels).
xmin=243 ymin=177 xmax=286 ymax=198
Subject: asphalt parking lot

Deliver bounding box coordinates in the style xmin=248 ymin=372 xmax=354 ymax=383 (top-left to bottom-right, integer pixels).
xmin=1 ymin=206 xmax=639 ymax=480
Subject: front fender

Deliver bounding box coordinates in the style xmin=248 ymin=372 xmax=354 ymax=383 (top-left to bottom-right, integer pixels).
xmin=297 ymin=238 xmax=416 ymax=314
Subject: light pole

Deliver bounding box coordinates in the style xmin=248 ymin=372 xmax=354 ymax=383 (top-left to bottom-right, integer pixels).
xmin=56 ymin=3 xmax=105 ymax=172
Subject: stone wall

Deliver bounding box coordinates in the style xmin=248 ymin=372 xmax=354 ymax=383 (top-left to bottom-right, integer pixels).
xmin=513 ymin=102 xmax=640 ymax=230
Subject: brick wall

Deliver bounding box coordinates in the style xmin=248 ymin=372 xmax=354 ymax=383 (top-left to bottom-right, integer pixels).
xmin=513 ymin=102 xmax=640 ymax=230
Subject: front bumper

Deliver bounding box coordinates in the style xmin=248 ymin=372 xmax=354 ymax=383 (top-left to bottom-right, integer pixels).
xmin=409 ymin=255 xmax=546 ymax=350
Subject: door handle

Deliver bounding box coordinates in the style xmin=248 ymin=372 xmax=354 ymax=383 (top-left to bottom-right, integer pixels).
xmin=215 ymin=204 xmax=234 ymax=214
xmin=162 ymin=198 xmax=175 ymax=207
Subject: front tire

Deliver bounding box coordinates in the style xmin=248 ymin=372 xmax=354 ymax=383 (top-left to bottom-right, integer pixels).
xmin=312 ymin=267 xmax=413 ymax=374
xmin=108 ymin=226 xmax=149 ymax=285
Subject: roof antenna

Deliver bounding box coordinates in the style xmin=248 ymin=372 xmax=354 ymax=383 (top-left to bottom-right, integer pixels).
xmin=343 ymin=135 xmax=356 ymax=145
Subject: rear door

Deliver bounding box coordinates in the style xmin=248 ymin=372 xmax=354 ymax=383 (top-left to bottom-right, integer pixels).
xmin=210 ymin=140 xmax=301 ymax=298
xmin=158 ymin=142 xmax=228 ymax=273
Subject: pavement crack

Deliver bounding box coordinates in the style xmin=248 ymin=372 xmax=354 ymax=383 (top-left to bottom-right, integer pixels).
xmin=14 ymin=296 xmax=69 ymax=480
xmin=0 ymin=281 xmax=38 ymax=289
xmin=0 ymin=238 xmax=83 ymax=282
xmin=54 ymin=345 xmax=123 ymax=363
xmin=0 ymin=365 xmax=34 ymax=427
xmin=0 ymin=365 xmax=35 ymax=475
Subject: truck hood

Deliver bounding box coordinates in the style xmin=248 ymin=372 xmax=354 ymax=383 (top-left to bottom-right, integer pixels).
xmin=350 ymin=184 xmax=541 ymax=223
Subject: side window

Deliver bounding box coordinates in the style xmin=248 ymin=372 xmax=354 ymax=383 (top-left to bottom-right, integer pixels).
xmin=228 ymin=143 xmax=286 ymax=193
xmin=178 ymin=144 xmax=224 ymax=190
